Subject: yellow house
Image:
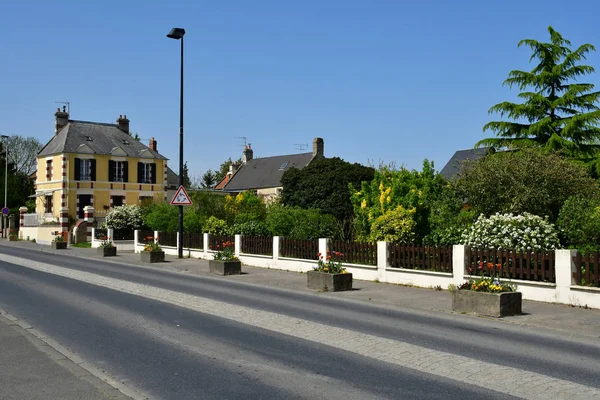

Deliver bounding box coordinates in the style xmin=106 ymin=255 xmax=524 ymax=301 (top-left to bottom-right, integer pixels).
xmin=34 ymin=107 xmax=170 ymax=222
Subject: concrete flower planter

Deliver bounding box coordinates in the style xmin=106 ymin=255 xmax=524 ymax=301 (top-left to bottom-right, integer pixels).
xmin=51 ymin=241 xmax=67 ymax=250
xmin=8 ymin=236 xmax=18 ymax=242
xmin=98 ymin=246 xmax=117 ymax=257
xmin=141 ymin=250 xmax=165 ymax=263
xmin=452 ymin=290 xmax=522 ymax=317
xmin=307 ymin=271 xmax=353 ymax=292
xmin=209 ymin=260 xmax=242 ymax=276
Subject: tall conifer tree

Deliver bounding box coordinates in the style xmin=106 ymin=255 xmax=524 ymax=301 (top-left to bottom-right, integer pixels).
xmin=478 ymin=27 xmax=600 ymax=158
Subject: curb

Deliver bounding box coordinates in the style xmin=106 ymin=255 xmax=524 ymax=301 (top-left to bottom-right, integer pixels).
xmin=0 ymin=308 xmax=149 ymax=400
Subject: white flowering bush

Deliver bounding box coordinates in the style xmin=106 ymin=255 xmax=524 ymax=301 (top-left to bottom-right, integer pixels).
xmin=461 ymin=212 xmax=559 ymax=251
xmin=105 ymin=205 xmax=143 ymax=230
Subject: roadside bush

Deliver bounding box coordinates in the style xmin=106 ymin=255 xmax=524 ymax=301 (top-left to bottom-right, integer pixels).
xmin=229 ymin=221 xmax=269 ymax=236
xmin=557 ymin=196 xmax=600 ymax=252
xmin=224 ymin=191 xmax=266 ymax=225
xmin=105 ymin=205 xmax=143 ymax=230
xmin=424 ymin=188 xmax=476 ymax=246
xmin=369 ymin=206 xmax=416 ymax=243
xmin=462 ymin=212 xmax=559 ymax=251
xmin=266 ymin=204 xmax=340 ymax=240
xmin=204 ymin=216 xmax=229 ymax=235
xmin=143 ymin=202 xmax=178 ymax=232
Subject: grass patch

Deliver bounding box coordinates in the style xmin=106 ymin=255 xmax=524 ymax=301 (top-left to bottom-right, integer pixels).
xmin=70 ymin=242 xmax=92 ymax=248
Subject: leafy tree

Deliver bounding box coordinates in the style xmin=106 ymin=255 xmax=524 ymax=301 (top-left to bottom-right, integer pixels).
xmin=0 ymin=142 xmax=34 ymax=209
xmin=224 ymin=191 xmax=266 ymax=225
xmin=369 ymin=205 xmax=416 ymax=243
xmin=143 ymin=202 xmax=178 ymax=232
xmin=557 ymin=195 xmax=600 ymax=252
xmin=5 ymin=136 xmax=42 ymax=175
xmin=454 ymin=148 xmax=599 ymax=222
xmin=351 ymin=160 xmax=446 ymax=242
xmin=280 ymin=157 xmax=375 ymax=224
xmin=204 ymin=216 xmax=228 ymax=235
xmin=424 ymin=187 xmax=476 ymax=246
xmin=478 ymin=27 xmax=600 ymax=159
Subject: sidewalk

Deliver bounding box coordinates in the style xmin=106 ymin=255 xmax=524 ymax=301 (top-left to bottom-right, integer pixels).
xmin=0 ymin=313 xmax=134 ymax=400
xmin=3 ymin=239 xmax=600 ymax=340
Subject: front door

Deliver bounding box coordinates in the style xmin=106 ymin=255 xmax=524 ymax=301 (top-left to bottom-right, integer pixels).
xmin=78 ymin=195 xmax=92 ymax=219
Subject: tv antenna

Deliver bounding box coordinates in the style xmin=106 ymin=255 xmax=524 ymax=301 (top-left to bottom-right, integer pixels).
xmin=55 ymin=101 xmax=70 ymax=114
xmin=234 ymin=136 xmax=248 ymax=148
xmin=294 ymin=143 xmax=308 ymax=151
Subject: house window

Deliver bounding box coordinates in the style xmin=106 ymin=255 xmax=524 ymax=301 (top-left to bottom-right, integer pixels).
xmin=137 ymin=162 xmax=156 ymax=184
xmin=45 ymin=195 xmax=53 ymax=214
xmin=109 ymin=160 xmax=128 ymax=182
xmin=74 ymin=158 xmax=96 ymax=181
xmin=46 ymin=160 xmax=53 ymax=181
xmin=112 ymin=196 xmax=124 ymax=207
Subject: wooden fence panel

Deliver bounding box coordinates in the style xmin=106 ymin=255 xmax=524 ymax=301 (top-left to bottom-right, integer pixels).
xmin=330 ymin=240 xmax=377 ymax=266
xmin=388 ymin=244 xmax=452 ymax=273
xmin=241 ymin=236 xmax=273 ymax=256
xmin=280 ymin=239 xmax=319 ymax=260
xmin=465 ymin=247 xmax=556 ymax=283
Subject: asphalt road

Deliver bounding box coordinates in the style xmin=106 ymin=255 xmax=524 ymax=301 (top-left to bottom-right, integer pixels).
xmin=0 ymin=245 xmax=599 ymax=399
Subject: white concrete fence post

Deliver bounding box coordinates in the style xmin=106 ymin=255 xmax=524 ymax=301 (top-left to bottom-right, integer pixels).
xmin=555 ymin=249 xmax=577 ymax=304
xmin=203 ymin=233 xmax=209 ymax=259
xmin=154 ymin=231 xmax=159 ymax=244
xmin=234 ymin=234 xmax=242 ymax=258
xmin=377 ymin=241 xmax=389 ymax=280
xmin=134 ymin=230 xmax=139 ymax=253
xmin=318 ymin=238 xmax=329 ymax=260
xmin=273 ymin=236 xmax=281 ymax=264
xmin=452 ymin=245 xmax=468 ymax=286
xmin=107 ymin=228 xmax=114 ymax=241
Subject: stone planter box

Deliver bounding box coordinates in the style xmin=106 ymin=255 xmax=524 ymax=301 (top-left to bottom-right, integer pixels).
xmin=51 ymin=241 xmax=67 ymax=250
xmin=8 ymin=236 xmax=17 ymax=242
xmin=97 ymin=246 xmax=117 ymax=257
xmin=307 ymin=271 xmax=353 ymax=292
xmin=209 ymin=260 xmax=242 ymax=276
xmin=141 ymin=250 xmax=165 ymax=263
xmin=452 ymin=290 xmax=522 ymax=317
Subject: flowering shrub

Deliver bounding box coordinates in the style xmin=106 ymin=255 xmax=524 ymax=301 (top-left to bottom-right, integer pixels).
xmin=369 ymin=205 xmax=417 ymax=243
xmin=98 ymin=236 xmax=114 ymax=248
xmin=143 ymin=237 xmax=162 ymax=252
xmin=314 ymin=251 xmax=348 ymax=274
xmin=211 ymin=241 xmax=238 ymax=261
xmin=105 ymin=205 xmax=143 ymax=230
xmin=204 ymin=216 xmax=229 ymax=235
xmin=461 ymin=212 xmax=559 ymax=251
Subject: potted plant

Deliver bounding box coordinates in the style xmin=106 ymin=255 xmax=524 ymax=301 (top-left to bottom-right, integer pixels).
xmin=452 ymin=262 xmax=521 ymax=317
xmin=209 ymin=240 xmax=241 ymax=275
xmin=97 ymin=236 xmax=117 ymax=257
xmin=307 ymin=251 xmax=353 ymax=292
xmin=51 ymin=233 xmax=67 ymax=250
xmin=8 ymin=229 xmax=18 ymax=242
xmin=141 ymin=238 xmax=165 ymax=263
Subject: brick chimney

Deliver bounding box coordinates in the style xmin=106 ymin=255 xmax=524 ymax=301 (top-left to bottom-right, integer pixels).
xmin=117 ymin=115 xmax=130 ymax=133
xmin=55 ymin=106 xmax=69 ymax=135
xmin=312 ymin=137 xmax=324 ymax=160
xmin=243 ymin=145 xmax=253 ymax=164
xmin=149 ymin=137 xmax=157 ymax=151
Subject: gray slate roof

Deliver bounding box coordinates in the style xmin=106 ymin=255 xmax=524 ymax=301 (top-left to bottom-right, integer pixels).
xmin=38 ymin=120 xmax=167 ymax=160
xmin=440 ymin=148 xmax=489 ymax=180
xmin=224 ymin=152 xmax=314 ymax=191
xmin=166 ymin=166 xmax=179 ymax=189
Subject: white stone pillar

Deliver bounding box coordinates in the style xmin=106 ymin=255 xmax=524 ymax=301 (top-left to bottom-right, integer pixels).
xmin=318 ymin=238 xmax=329 ymax=260
xmin=273 ymin=236 xmax=281 ymax=264
xmin=203 ymin=233 xmax=209 ymax=259
xmin=555 ymin=249 xmax=577 ymax=304
xmin=234 ymin=234 xmax=242 ymax=257
xmin=107 ymin=228 xmax=114 ymax=241
xmin=84 ymin=206 xmax=94 ymax=242
xmin=452 ymin=245 xmax=468 ymax=285
xmin=377 ymin=241 xmax=389 ymax=280
xmin=154 ymin=230 xmax=159 ymax=244
xmin=134 ymin=230 xmax=140 ymax=253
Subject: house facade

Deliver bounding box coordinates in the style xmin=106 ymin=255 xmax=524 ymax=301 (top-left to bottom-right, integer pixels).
xmin=219 ymin=137 xmax=324 ymax=201
xmin=34 ymin=108 xmax=169 ymax=222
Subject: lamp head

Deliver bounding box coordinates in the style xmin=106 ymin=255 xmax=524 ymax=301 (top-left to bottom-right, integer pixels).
xmin=167 ymin=28 xmax=185 ymax=40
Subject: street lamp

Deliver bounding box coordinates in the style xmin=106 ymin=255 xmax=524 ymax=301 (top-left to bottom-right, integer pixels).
xmin=1 ymin=135 xmax=8 ymax=238
xmin=167 ymin=27 xmax=185 ymax=259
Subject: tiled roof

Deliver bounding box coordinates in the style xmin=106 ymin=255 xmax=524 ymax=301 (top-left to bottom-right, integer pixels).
xmin=224 ymin=152 xmax=314 ymax=191
xmin=440 ymin=148 xmax=489 ymax=180
xmin=38 ymin=120 xmax=167 ymax=160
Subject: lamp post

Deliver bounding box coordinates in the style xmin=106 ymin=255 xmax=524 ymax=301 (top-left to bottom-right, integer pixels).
xmin=1 ymin=135 xmax=8 ymax=238
xmin=167 ymin=27 xmax=185 ymax=259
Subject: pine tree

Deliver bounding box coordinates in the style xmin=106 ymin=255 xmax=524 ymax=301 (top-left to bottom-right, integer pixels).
xmin=478 ymin=27 xmax=600 ymax=158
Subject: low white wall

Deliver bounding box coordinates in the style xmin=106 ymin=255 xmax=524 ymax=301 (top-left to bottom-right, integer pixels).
xmin=18 ymin=226 xmax=62 ymax=245
xmin=134 ymin=231 xmax=600 ymax=309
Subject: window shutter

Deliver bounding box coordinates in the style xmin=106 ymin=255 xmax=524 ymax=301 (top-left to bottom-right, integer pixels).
xmin=74 ymin=158 xmax=81 ymax=181
xmin=137 ymin=162 xmax=143 ymax=183
xmin=150 ymin=163 xmax=156 ymax=184
xmin=123 ymin=161 xmax=129 ymax=182
xmin=90 ymin=159 xmax=96 ymax=181
xmin=109 ymin=160 xmax=115 ymax=182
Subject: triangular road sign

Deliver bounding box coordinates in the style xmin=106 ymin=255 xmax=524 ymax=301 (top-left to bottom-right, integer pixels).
xmin=170 ymin=185 xmax=193 ymax=205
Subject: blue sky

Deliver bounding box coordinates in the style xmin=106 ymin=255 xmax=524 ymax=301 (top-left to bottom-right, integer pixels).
xmin=1 ymin=0 xmax=599 ymax=179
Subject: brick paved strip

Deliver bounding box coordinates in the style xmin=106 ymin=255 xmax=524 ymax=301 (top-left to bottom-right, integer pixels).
xmin=3 ymin=254 xmax=599 ymax=400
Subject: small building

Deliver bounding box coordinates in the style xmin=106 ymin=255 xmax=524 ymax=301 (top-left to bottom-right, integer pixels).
xmin=33 ymin=107 xmax=170 ymax=222
xmin=218 ymin=137 xmax=325 ymax=201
